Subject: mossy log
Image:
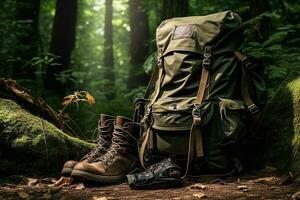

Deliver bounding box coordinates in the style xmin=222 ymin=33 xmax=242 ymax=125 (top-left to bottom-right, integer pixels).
xmin=262 ymin=72 xmax=300 ymax=181
xmin=0 ymin=98 xmax=94 ymax=176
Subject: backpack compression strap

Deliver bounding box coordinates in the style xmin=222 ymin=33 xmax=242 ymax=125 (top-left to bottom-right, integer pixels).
xmin=184 ymin=46 xmax=212 ymax=177
xmin=234 ymin=51 xmax=260 ymax=117
xmin=139 ymin=49 xmax=165 ymax=169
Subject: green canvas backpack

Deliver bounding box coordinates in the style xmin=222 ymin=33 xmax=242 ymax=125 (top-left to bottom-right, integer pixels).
xmin=135 ymin=11 xmax=267 ymax=175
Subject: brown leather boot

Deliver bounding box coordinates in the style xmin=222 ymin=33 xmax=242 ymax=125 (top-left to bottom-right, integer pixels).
xmin=61 ymin=114 xmax=114 ymax=176
xmin=71 ymin=116 xmax=141 ymax=183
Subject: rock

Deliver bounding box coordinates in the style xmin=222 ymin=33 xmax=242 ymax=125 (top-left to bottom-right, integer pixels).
xmin=262 ymin=73 xmax=300 ymax=183
xmin=0 ymin=98 xmax=94 ymax=176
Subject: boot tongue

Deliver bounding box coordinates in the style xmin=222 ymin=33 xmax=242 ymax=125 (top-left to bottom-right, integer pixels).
xmin=116 ymin=116 xmax=132 ymax=127
xmin=100 ymin=114 xmax=114 ymax=126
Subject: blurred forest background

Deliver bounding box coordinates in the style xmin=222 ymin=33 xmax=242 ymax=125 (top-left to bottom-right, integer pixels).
xmin=1 ymin=0 xmax=300 ymax=139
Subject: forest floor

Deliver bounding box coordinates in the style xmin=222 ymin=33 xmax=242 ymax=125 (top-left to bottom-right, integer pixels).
xmin=0 ymin=168 xmax=299 ymax=200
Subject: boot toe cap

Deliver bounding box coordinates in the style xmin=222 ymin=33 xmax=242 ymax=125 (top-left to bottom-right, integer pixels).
xmin=63 ymin=160 xmax=78 ymax=168
xmin=61 ymin=160 xmax=78 ymax=176
xmin=73 ymin=161 xmax=104 ymax=174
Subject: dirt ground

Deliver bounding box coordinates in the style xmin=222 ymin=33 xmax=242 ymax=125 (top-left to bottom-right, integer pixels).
xmin=0 ymin=170 xmax=299 ymax=200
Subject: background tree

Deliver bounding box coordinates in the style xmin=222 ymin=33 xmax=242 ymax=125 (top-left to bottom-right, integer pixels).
xmin=248 ymin=0 xmax=271 ymax=40
xmin=12 ymin=0 xmax=41 ymax=85
xmin=44 ymin=0 xmax=78 ymax=96
xmin=103 ymin=0 xmax=115 ymax=98
xmin=161 ymin=0 xmax=189 ymax=21
xmin=127 ymin=0 xmax=150 ymax=89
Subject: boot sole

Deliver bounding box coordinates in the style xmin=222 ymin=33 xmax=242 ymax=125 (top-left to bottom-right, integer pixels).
xmin=71 ymin=169 xmax=125 ymax=184
xmin=61 ymin=167 xmax=73 ymax=176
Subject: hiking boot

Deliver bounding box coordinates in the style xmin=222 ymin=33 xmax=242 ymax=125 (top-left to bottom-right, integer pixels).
xmin=61 ymin=114 xmax=114 ymax=176
xmin=126 ymin=157 xmax=182 ymax=189
xmin=71 ymin=116 xmax=141 ymax=183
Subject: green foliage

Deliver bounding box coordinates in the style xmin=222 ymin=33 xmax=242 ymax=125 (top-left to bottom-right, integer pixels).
xmin=242 ymin=12 xmax=300 ymax=97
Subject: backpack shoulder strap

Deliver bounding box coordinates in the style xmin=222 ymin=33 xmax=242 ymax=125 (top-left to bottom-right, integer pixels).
xmin=234 ymin=51 xmax=260 ymax=116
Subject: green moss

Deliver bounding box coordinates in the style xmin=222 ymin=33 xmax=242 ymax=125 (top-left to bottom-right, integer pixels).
xmin=0 ymin=98 xmax=94 ymax=176
xmin=263 ymin=73 xmax=300 ymax=182
xmin=11 ymin=134 xmax=31 ymax=148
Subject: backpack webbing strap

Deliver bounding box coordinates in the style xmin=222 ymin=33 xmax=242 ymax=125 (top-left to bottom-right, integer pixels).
xmin=183 ymin=46 xmax=212 ymax=178
xmin=234 ymin=51 xmax=259 ymax=116
xmin=139 ymin=128 xmax=150 ymax=169
xmin=139 ymin=50 xmax=165 ymax=169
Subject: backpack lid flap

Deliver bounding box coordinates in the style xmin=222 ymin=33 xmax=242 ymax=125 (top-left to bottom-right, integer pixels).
xmin=156 ymin=11 xmax=242 ymax=56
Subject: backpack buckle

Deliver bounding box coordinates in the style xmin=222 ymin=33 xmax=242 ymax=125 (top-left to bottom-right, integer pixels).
xmin=203 ymin=46 xmax=212 ymax=69
xmin=241 ymin=56 xmax=251 ymax=68
xmin=247 ymin=104 xmax=259 ymax=115
xmin=192 ymin=104 xmax=204 ymax=125
xmin=192 ymin=104 xmax=201 ymax=116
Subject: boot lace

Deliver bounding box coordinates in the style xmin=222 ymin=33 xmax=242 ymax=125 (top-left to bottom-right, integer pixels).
xmin=81 ymin=122 xmax=112 ymax=161
xmin=94 ymin=124 xmax=139 ymax=166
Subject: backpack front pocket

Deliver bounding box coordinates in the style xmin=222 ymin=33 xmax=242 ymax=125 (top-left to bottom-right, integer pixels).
xmin=152 ymin=97 xmax=194 ymax=131
xmin=218 ymin=98 xmax=246 ymax=146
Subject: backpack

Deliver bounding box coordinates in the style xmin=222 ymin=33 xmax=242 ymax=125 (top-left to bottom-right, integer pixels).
xmin=135 ymin=11 xmax=267 ymax=176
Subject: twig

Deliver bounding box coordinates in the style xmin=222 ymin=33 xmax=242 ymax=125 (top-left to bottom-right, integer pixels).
xmin=39 ymin=117 xmax=49 ymax=167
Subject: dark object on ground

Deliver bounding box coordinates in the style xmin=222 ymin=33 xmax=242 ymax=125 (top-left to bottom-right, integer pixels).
xmin=61 ymin=114 xmax=114 ymax=176
xmin=71 ymin=116 xmax=140 ymax=183
xmin=127 ymin=157 xmax=182 ymax=189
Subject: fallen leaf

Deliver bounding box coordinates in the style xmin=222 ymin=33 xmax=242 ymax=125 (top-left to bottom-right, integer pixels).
xmin=192 ymin=192 xmax=206 ymax=199
xmin=253 ymin=176 xmax=277 ymax=185
xmin=49 ymin=177 xmax=72 ymax=187
xmin=75 ymin=183 xmax=85 ymax=190
xmin=292 ymin=191 xmax=300 ymax=200
xmin=21 ymin=177 xmax=38 ymax=186
xmin=237 ymin=185 xmax=248 ymax=190
xmin=17 ymin=191 xmax=29 ymax=199
xmin=92 ymin=197 xmax=108 ymax=200
xmin=190 ymin=183 xmax=206 ymax=190
xmin=278 ymin=171 xmax=294 ymax=185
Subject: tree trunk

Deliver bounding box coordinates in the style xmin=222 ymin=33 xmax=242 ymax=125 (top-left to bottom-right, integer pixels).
xmin=248 ymin=0 xmax=271 ymax=41
xmin=127 ymin=0 xmax=150 ymax=89
xmin=13 ymin=0 xmax=41 ymax=83
xmin=103 ymin=0 xmax=115 ymax=98
xmin=161 ymin=0 xmax=189 ymax=21
xmin=44 ymin=0 xmax=77 ymax=96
